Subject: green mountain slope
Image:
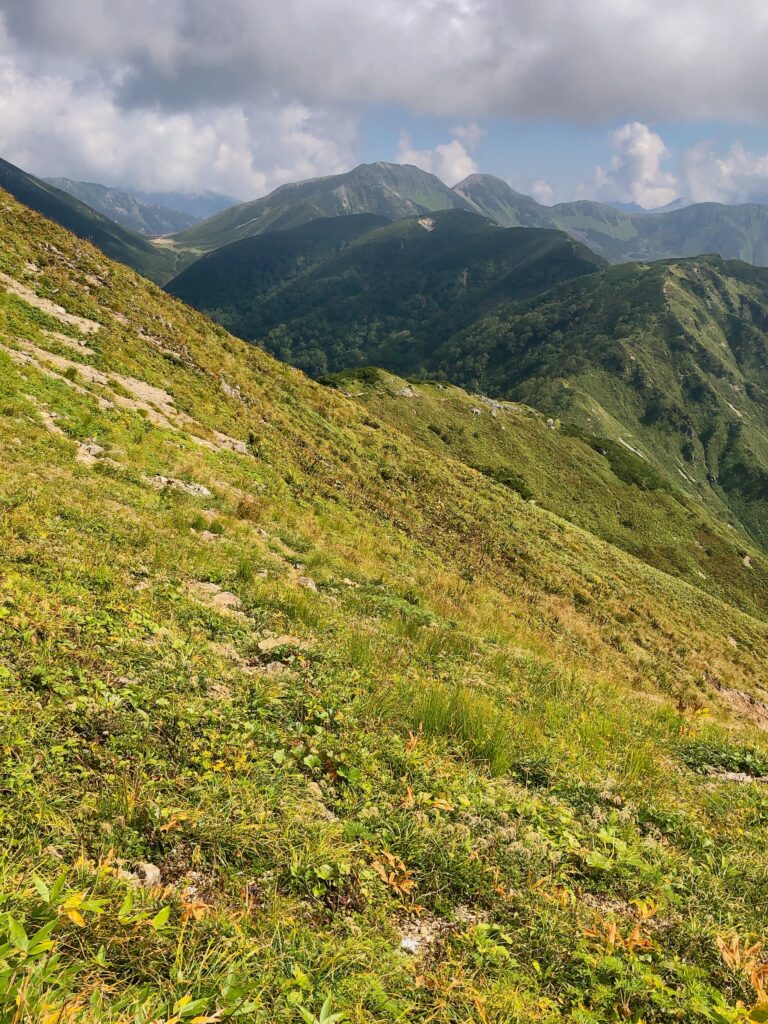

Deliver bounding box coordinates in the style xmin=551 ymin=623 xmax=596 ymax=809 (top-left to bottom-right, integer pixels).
xmin=4 ymin=188 xmax=768 ymax=1022
xmin=44 ymin=177 xmax=200 ymax=235
xmin=168 ymin=209 xmax=606 ymax=376
xmin=453 ymin=173 xmax=560 ymax=228
xmin=169 ymin=162 xmax=474 ymax=254
xmin=325 ymin=368 xmax=768 ymax=620
xmin=166 ymin=212 xmax=390 ymax=333
xmin=0 ymin=157 xmax=175 ymax=283
xmin=454 ymin=173 xmax=768 ymax=267
xmin=433 ymin=257 xmax=768 ymax=552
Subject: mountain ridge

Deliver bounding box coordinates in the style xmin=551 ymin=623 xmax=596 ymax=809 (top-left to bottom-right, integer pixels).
xmin=0 ymin=156 xmax=175 ymax=283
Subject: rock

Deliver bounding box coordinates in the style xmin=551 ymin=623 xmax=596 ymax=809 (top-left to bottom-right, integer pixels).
xmin=297 ymin=576 xmax=317 ymax=591
xmin=743 ymin=554 xmax=753 ymax=568
xmin=188 ymin=582 xmax=245 ymax=616
xmin=257 ymin=635 xmax=303 ymax=653
xmin=136 ymin=862 xmax=162 ymax=887
xmin=148 ymin=475 xmax=212 ymax=498
xmin=261 ymin=661 xmax=290 ymax=676
xmin=119 ymin=861 xmax=162 ymax=888
xmin=75 ymin=440 xmax=105 ymax=465
xmin=400 ymin=937 xmax=420 ymax=954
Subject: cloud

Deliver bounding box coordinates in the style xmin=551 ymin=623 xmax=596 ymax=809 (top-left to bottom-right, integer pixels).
xmin=5 ymin=0 xmax=768 ymax=123
xmin=592 ymin=122 xmax=677 ymax=208
xmin=681 ymin=141 xmax=768 ymax=204
xmin=530 ymin=179 xmax=554 ymax=204
xmin=396 ymin=127 xmax=480 ymax=185
xmin=0 ymin=44 xmax=356 ymax=196
xmin=6 ymin=2 xmax=768 ymax=197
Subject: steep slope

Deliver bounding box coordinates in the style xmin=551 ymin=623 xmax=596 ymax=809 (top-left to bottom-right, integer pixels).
xmin=433 ymin=257 xmax=768 ymax=551
xmin=165 ymin=212 xmax=390 ymax=334
xmin=168 ymin=210 xmax=605 ymax=376
xmin=44 ymin=178 xmax=200 ymax=235
xmin=169 ymin=162 xmax=474 ymax=253
xmin=0 ymin=157 xmax=175 ymax=283
xmin=453 ymin=173 xmax=555 ymax=228
xmin=325 ymin=368 xmax=768 ymax=620
xmin=3 ymin=188 xmax=768 ymax=1022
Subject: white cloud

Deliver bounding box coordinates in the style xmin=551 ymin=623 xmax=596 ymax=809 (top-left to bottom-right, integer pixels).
xmin=450 ymin=123 xmax=486 ymax=149
xmin=531 ymin=179 xmax=554 ymax=204
xmin=396 ymin=128 xmax=479 ymax=185
xmin=681 ymin=141 xmax=768 ymax=204
xmin=592 ymin=122 xmax=677 ymax=209
xmin=0 ymin=49 xmax=356 ymax=197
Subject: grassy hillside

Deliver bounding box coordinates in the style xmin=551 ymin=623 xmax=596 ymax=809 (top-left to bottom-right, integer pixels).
xmin=168 ymin=210 xmax=605 ymax=377
xmin=0 ymin=157 xmax=176 ymax=283
xmin=324 ymin=368 xmax=768 ymax=621
xmin=169 ymin=163 xmax=474 ymax=254
xmin=2 ymin=188 xmax=768 ymax=1022
xmin=432 ymin=258 xmax=768 ymax=553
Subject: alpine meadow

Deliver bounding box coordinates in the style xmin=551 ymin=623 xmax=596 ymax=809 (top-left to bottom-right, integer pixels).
xmin=2 ymin=3 xmax=768 ymax=1023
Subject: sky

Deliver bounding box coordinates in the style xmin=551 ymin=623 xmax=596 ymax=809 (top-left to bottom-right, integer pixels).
xmin=4 ymin=1 xmax=768 ymax=208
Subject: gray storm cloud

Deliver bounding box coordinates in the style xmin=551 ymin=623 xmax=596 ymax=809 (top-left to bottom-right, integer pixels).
xmin=4 ymin=0 xmax=768 ymax=121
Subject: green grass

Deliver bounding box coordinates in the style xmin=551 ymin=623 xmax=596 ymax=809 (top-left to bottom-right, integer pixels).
xmin=0 ymin=188 xmax=768 ymax=1022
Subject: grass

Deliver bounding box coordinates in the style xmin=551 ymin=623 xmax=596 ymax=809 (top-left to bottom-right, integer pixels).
xmin=0 ymin=188 xmax=767 ymax=1021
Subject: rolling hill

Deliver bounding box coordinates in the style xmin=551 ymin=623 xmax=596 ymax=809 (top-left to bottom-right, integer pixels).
xmin=167 ymin=209 xmax=605 ymax=376
xmin=0 ymin=156 xmax=176 ymax=283
xmin=3 ymin=185 xmax=768 ymax=1021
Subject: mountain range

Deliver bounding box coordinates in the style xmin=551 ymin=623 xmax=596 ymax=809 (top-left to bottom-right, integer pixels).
xmin=167 ymin=161 xmax=768 ymax=270
xmin=6 ymin=154 xmax=768 ymax=285
xmin=0 ymin=157 xmax=175 ymax=282
xmin=167 ymin=204 xmax=768 ymax=556
xmin=44 ymin=178 xmax=238 ymax=235
xmin=166 ymin=209 xmax=605 ymax=374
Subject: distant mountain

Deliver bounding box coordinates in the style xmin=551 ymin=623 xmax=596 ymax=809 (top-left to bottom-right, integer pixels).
xmin=452 ymin=173 xmax=554 ymax=228
xmin=44 ymin=179 xmax=239 ymax=236
xmin=452 ymin=174 xmax=768 ymax=267
xmin=171 ymin=162 xmax=768 ymax=271
xmin=650 ymin=197 xmax=693 ymax=213
xmin=604 ymin=200 xmax=647 ymax=213
xmin=44 ymin=178 xmax=199 ymax=235
xmin=130 ymin=188 xmax=239 ymax=222
xmin=170 ymin=162 xmax=474 ymax=252
xmin=167 ymin=208 xmax=605 ymax=376
xmin=0 ymin=157 xmax=175 ymax=283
